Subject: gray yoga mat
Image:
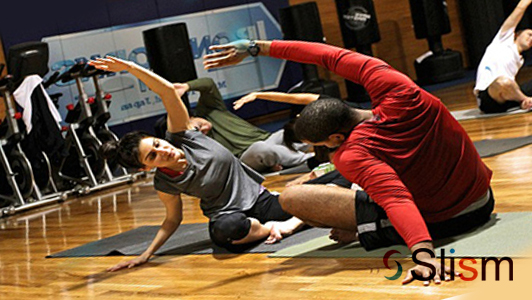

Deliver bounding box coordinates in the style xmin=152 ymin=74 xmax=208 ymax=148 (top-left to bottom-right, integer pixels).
xmin=269 ymin=212 xmax=532 ymax=258
xmin=263 ymin=163 xmax=311 ymax=177
xmin=451 ymin=107 xmax=529 ymax=121
xmin=46 ymin=223 xmax=330 ymax=258
xmin=474 ymin=135 xmax=532 ymax=158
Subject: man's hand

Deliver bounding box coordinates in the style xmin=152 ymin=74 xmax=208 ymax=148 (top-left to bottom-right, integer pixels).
xmin=173 ymin=83 xmax=190 ymax=98
xmin=107 ymin=254 xmax=149 ymax=272
xmin=402 ymin=256 xmax=457 ymax=286
xmin=88 ymin=56 xmax=134 ymax=73
xmin=203 ymin=39 xmax=251 ymax=70
xmin=189 ymin=117 xmax=212 ymax=135
xmin=521 ymin=98 xmax=532 ymax=110
xmin=233 ymin=92 xmax=257 ymax=110
xmin=403 ymin=241 xmax=460 ymax=286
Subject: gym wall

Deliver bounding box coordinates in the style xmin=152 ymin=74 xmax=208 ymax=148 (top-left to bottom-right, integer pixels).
xmin=288 ymin=0 xmax=467 ymax=98
xmin=0 ymin=0 xmax=298 ymax=133
xmin=0 ymin=1 xmax=520 ymax=122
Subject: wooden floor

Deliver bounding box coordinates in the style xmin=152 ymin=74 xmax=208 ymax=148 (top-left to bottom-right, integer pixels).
xmin=1 ymin=78 xmax=532 ymax=299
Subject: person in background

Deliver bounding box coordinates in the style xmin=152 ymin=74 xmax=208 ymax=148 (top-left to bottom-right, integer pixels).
xmin=156 ymin=77 xmax=315 ymax=173
xmin=474 ymin=0 xmax=532 ymax=113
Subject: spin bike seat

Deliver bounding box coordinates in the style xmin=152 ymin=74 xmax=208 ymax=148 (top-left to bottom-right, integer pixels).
xmin=42 ymin=71 xmax=61 ymax=89
xmin=59 ymin=63 xmax=86 ymax=83
xmin=0 ymin=75 xmax=14 ymax=91
xmin=81 ymin=64 xmax=109 ymax=78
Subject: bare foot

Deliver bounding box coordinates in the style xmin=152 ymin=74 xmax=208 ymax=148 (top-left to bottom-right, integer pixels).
xmin=329 ymin=228 xmax=358 ymax=244
xmin=264 ymin=218 xmax=305 ymax=244
xmin=270 ymin=164 xmax=283 ymax=172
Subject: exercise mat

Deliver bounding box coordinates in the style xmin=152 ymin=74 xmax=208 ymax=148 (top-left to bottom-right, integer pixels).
xmin=474 ymin=135 xmax=532 ymax=158
xmin=451 ymin=107 xmax=529 ymax=121
xmin=46 ymin=223 xmax=329 ymax=258
xmin=269 ymin=212 xmax=532 ymax=258
xmin=263 ymin=163 xmax=311 ymax=177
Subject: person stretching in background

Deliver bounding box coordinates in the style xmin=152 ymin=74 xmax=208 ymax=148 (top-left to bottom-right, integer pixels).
xmin=475 ymin=0 xmax=532 ymax=113
xmin=155 ymin=77 xmax=314 ymax=173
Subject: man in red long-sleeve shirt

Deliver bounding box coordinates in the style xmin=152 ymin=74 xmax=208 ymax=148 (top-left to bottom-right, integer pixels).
xmin=204 ymin=40 xmax=493 ymax=286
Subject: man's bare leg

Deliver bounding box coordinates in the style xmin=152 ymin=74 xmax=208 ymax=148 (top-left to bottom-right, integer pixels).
xmin=279 ymin=184 xmax=358 ymax=230
xmin=488 ymin=76 xmax=532 ymax=109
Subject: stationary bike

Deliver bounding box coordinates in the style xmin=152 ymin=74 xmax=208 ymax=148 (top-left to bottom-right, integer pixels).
xmin=57 ymin=63 xmax=106 ymax=191
xmin=7 ymin=42 xmax=65 ymax=198
xmin=82 ymin=65 xmax=128 ymax=179
xmin=56 ymin=62 xmax=136 ymax=193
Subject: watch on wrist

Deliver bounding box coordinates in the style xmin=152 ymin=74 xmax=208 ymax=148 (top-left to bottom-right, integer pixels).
xmin=247 ymin=40 xmax=261 ymax=57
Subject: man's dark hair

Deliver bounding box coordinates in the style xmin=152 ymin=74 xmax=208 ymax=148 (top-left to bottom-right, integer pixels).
xmin=294 ymin=98 xmax=357 ymax=143
xmin=99 ymin=131 xmax=151 ymax=169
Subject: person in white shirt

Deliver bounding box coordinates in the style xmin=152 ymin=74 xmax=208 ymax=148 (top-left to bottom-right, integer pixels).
xmin=474 ymin=0 xmax=532 ymax=113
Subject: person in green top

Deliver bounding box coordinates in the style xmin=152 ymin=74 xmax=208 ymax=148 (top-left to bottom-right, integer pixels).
xmin=170 ymin=77 xmax=314 ymax=172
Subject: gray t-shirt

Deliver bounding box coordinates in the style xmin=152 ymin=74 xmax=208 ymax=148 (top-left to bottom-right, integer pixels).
xmin=154 ymin=129 xmax=264 ymax=219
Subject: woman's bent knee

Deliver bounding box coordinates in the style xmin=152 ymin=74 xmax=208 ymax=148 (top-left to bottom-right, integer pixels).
xmin=209 ymin=213 xmax=251 ymax=247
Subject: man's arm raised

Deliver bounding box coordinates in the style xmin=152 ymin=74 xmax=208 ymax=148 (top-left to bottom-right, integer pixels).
xmin=204 ymin=39 xmax=407 ymax=102
xmin=203 ymin=40 xmax=271 ymax=70
xmin=501 ymin=0 xmax=532 ymax=34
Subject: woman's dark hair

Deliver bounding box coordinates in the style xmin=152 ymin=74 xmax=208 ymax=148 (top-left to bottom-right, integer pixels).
xmin=283 ymin=118 xmax=331 ymax=167
xmin=282 ymin=118 xmax=300 ymax=152
xmin=99 ymin=131 xmax=151 ymax=169
xmin=313 ymin=146 xmax=332 ymax=164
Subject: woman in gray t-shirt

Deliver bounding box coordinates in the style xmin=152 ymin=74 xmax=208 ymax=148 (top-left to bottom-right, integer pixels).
xmin=88 ymin=56 xmax=304 ymax=272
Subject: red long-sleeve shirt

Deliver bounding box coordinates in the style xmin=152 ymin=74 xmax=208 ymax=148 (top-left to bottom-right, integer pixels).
xmin=270 ymin=40 xmax=492 ymax=248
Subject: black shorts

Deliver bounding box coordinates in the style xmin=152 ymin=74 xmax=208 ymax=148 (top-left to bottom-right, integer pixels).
xmin=476 ymin=77 xmax=532 ymax=114
xmin=355 ymin=188 xmax=495 ymax=251
xmin=208 ymin=189 xmax=292 ymax=247
xmin=478 ymin=90 xmax=520 ymax=114
xmin=304 ymin=169 xmax=353 ymax=189
xmin=246 ymin=189 xmax=293 ymax=224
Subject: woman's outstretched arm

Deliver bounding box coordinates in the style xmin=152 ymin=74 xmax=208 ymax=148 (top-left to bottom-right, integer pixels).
xmin=107 ymin=191 xmax=183 ymax=272
xmin=89 ymin=56 xmax=191 ymax=133
xmin=233 ymin=92 xmax=319 ymax=110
